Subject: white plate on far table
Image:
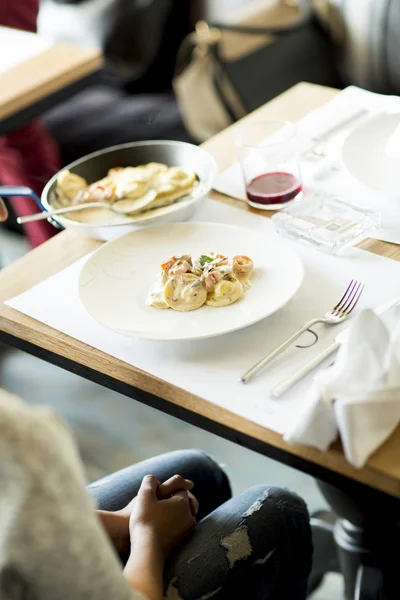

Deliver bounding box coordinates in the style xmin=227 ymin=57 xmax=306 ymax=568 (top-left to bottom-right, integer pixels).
xmin=342 ymin=112 xmax=400 ymax=197
xmin=78 ymin=222 xmax=304 ymax=341
xmin=341 ymin=112 xmax=400 ymax=244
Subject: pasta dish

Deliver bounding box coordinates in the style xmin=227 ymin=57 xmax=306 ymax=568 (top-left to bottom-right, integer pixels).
xmin=56 ymin=162 xmax=197 ymax=215
xmin=147 ymin=253 xmax=254 ymax=312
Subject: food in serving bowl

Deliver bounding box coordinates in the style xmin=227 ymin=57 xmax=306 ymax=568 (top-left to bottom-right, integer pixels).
xmin=56 ymin=162 xmax=197 ymax=215
xmin=147 ymin=252 xmax=254 ymax=312
xmin=40 ymin=140 xmax=218 ymax=241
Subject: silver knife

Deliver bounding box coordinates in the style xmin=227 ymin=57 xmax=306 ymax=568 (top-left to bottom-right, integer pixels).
xmin=270 ymin=294 xmax=400 ymax=399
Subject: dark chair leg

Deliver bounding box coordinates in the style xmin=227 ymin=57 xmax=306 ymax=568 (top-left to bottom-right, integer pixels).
xmin=334 ymin=519 xmax=370 ymax=600
xmin=355 ymin=566 xmax=384 ymax=600
xmin=308 ymin=510 xmax=340 ymax=596
xmin=315 ymin=481 xmax=400 ymax=600
xmin=308 ymin=512 xmax=387 ymax=600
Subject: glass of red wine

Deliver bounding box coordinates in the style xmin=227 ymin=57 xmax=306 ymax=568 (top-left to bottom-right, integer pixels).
xmin=236 ymin=120 xmax=303 ymax=210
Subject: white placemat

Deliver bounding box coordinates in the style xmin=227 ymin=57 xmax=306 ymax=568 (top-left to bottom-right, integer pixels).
xmin=214 ymin=86 xmax=400 ymax=245
xmin=6 ymin=199 xmax=400 ymax=435
xmin=0 ymin=27 xmax=53 ymax=74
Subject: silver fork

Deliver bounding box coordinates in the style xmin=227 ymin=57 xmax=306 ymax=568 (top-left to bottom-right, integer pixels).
xmin=241 ymin=280 xmax=364 ymax=383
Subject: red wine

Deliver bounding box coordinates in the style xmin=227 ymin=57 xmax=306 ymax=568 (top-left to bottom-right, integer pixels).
xmin=246 ymin=171 xmax=302 ymax=206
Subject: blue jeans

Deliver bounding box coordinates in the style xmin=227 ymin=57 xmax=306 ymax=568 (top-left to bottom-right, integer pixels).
xmin=89 ymin=450 xmax=312 ymax=600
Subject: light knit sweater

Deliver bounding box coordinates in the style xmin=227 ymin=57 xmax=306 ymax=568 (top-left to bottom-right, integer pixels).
xmin=0 ymin=389 xmax=145 ymax=600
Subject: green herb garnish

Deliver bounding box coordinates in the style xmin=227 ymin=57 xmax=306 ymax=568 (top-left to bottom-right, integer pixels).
xmin=199 ymin=255 xmax=213 ymax=267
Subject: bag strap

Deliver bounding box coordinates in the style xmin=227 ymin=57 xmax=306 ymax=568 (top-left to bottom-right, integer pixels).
xmin=175 ymin=15 xmax=309 ymax=74
xmin=206 ymin=15 xmax=311 ymax=123
xmin=208 ymin=19 xmax=310 ymax=36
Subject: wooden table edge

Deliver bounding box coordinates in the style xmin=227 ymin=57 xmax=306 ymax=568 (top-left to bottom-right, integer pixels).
xmin=1 ymin=308 xmax=399 ymax=501
xmin=1 ymin=82 xmax=400 ymax=500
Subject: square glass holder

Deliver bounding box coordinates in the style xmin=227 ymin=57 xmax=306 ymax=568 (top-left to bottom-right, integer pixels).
xmin=272 ymin=193 xmax=380 ymax=255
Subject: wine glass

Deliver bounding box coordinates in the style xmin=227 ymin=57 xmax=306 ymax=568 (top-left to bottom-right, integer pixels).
xmin=236 ymin=120 xmax=303 ymax=210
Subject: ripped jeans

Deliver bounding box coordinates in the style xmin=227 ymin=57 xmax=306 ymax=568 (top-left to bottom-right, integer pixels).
xmin=89 ymin=450 xmax=312 ymax=600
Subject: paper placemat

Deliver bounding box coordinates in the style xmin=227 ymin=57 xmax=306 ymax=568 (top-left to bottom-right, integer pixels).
xmin=214 ymin=86 xmax=400 ymax=245
xmin=0 ymin=27 xmax=53 ymax=74
xmin=6 ymin=199 xmax=400 ymax=435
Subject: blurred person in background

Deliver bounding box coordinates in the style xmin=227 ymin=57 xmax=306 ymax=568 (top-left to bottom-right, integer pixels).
xmin=39 ymin=0 xmax=193 ymax=165
xmin=0 ymin=0 xmax=193 ymax=247
xmin=0 ymin=0 xmax=62 ymax=247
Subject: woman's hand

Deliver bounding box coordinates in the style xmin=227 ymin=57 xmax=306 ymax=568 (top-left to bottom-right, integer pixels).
xmin=0 ymin=198 xmax=8 ymax=221
xmin=130 ymin=475 xmax=196 ymax=557
xmin=158 ymin=475 xmax=199 ymax=519
xmin=96 ymin=510 xmax=130 ymax=555
xmin=123 ymin=475 xmax=197 ymax=600
xmin=97 ymin=474 xmax=198 ymax=555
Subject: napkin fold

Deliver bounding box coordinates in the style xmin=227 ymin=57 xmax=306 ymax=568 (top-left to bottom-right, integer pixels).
xmin=283 ymin=309 xmax=400 ymax=468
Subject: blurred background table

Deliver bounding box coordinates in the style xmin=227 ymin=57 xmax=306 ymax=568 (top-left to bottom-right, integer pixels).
xmin=0 ymin=26 xmax=102 ymax=135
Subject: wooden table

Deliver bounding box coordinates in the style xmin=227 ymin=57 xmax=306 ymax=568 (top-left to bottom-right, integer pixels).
xmin=1 ymin=82 xmax=400 ymax=504
xmin=0 ymin=27 xmax=102 ymax=135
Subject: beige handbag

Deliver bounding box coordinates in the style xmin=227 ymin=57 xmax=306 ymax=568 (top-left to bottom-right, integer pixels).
xmin=173 ymin=21 xmax=248 ymax=143
xmin=173 ymin=3 xmax=341 ymax=142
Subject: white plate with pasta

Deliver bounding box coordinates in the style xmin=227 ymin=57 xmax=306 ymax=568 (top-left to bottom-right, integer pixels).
xmin=78 ymin=222 xmax=304 ymax=341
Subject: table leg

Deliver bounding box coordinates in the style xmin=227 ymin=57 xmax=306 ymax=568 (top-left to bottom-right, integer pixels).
xmin=334 ymin=518 xmax=371 ymax=599
xmin=309 ymin=510 xmax=340 ymax=595
xmin=316 ymin=481 xmax=399 ymax=600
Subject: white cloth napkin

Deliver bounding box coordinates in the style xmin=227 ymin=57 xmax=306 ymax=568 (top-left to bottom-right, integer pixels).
xmin=283 ymin=309 xmax=400 ymax=468
xmin=214 ymin=86 xmax=400 ymax=245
